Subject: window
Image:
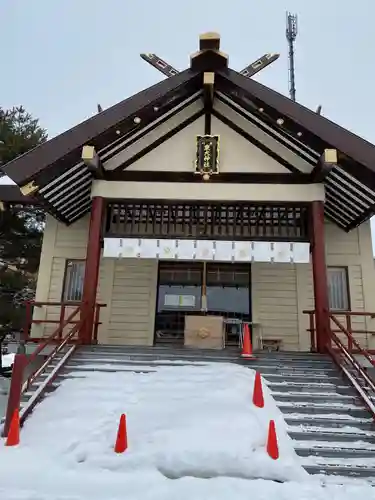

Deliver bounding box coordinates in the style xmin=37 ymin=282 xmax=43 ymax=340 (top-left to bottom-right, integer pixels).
xmin=206 ymin=263 xmax=250 ymax=316
xmin=328 ymin=267 xmax=349 ymax=311
xmin=157 ymin=262 xmax=202 ymax=312
xmin=62 ymin=260 xmax=85 ymax=302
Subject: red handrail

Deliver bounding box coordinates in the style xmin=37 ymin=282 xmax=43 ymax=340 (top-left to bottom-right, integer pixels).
xmin=23 ymin=300 xmax=106 ymax=343
xmin=23 ymin=307 xmax=80 ymax=394
xmin=2 ymin=301 xmax=106 ymax=437
xmin=27 ymin=306 xmax=81 ymax=361
xmin=329 ymin=314 xmax=375 ymax=367
xmin=303 ymin=310 xmax=375 ymax=356
xmin=303 ymin=309 xmax=375 ymax=420
xmin=328 ymin=331 xmax=375 ymax=419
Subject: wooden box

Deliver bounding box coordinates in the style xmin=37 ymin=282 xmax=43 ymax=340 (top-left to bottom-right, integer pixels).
xmin=184 ymin=315 xmax=225 ymax=349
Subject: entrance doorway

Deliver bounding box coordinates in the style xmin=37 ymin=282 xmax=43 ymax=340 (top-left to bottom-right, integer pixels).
xmin=154 ymin=261 xmax=251 ymax=346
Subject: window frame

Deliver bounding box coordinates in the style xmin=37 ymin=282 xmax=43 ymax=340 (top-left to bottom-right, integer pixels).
xmin=327 ymin=266 xmax=351 ymax=312
xmin=61 ymin=259 xmax=86 ymax=303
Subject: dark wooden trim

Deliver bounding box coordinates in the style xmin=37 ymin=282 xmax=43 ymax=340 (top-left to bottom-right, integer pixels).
xmin=102 ymin=92 xmax=203 ymax=164
xmin=0 ymin=185 xmax=42 ymax=205
xmin=212 ymin=109 xmax=303 ymax=174
xmin=216 ymin=90 xmax=320 ymax=161
xmin=2 ymin=69 xmax=201 ymax=185
xmin=346 ymin=204 xmax=375 ymax=231
xmin=105 ymin=232 xmax=309 ymax=243
xmin=215 ymin=93 xmax=317 ymax=167
xmin=105 ymin=198 xmax=310 ymax=208
xmin=310 ymin=162 xmax=333 ymax=182
xmin=204 ymin=110 xmax=211 ymax=135
xmin=190 ymin=50 xmax=228 ymax=72
xmin=105 ymin=169 xmax=313 ymax=184
xmin=104 ymin=200 xmax=310 ymax=242
xmin=309 ymin=151 xmax=336 ymax=182
xmin=203 ymin=73 xmax=213 ymax=135
xmin=217 ymin=69 xmax=375 ymax=179
xmin=111 ymin=110 xmax=205 ymax=172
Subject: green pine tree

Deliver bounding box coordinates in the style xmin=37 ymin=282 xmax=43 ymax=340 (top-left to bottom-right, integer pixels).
xmin=0 ymin=106 xmax=47 ymax=357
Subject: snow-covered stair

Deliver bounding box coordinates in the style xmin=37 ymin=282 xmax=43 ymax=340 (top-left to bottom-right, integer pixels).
xmin=253 ymin=352 xmax=375 ymax=480
xmin=34 ymin=346 xmax=375 ymax=480
xmin=18 ymin=345 xmax=74 ymax=418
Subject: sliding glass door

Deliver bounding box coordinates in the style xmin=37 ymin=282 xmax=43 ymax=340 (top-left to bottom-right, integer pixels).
xmin=154 ymin=261 xmax=251 ymax=345
xmin=206 ymin=263 xmax=251 ymax=345
xmin=155 ymin=262 xmax=203 ymax=343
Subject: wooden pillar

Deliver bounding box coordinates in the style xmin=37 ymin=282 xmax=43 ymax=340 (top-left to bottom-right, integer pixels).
xmin=80 ymin=196 xmax=104 ymax=344
xmin=310 ymin=200 xmax=330 ymax=353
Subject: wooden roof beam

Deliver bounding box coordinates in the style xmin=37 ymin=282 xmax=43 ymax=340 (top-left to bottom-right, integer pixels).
xmin=191 ymin=32 xmax=228 ymax=72
xmin=19 ymin=180 xmax=39 ymax=196
xmin=81 ymin=145 xmax=105 ymax=179
xmin=199 ymin=32 xmax=221 ymax=51
xmin=1 ymin=69 xmax=200 ymax=186
xmin=203 ymin=72 xmax=214 ymax=134
xmin=0 ymin=185 xmax=43 ymax=206
xmin=309 ymin=148 xmax=337 ymax=182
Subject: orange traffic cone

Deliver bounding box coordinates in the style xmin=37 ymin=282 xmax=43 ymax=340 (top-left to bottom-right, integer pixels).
xmin=241 ymin=323 xmax=255 ymax=358
xmin=5 ymin=409 xmax=20 ymax=447
xmin=253 ymin=372 xmax=264 ymax=408
xmin=266 ymin=420 xmax=279 ymax=460
xmin=114 ymin=414 xmax=128 ymax=453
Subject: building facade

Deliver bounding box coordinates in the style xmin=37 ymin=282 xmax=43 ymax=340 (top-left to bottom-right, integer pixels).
xmin=2 ymin=33 xmax=375 ymax=353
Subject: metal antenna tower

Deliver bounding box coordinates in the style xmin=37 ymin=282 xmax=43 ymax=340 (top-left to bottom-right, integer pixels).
xmin=286 ymin=12 xmax=298 ymax=101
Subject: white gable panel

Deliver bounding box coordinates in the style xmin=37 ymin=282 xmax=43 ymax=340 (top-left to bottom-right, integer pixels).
xmin=210 ymin=116 xmax=289 ymax=173
xmin=104 ymin=98 xmax=203 ymax=171
xmin=125 ymin=115 xmax=291 ymax=174
xmin=127 ymin=115 xmax=203 ymax=172
xmin=214 ymin=98 xmax=315 ymax=174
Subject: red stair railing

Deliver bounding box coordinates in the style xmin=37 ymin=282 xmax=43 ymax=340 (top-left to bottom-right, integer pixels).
xmin=304 ymin=309 xmax=375 ymax=420
xmin=23 ymin=300 xmax=106 ymax=344
xmin=304 ymin=310 xmax=375 ymax=355
xmin=2 ymin=301 xmax=106 ymax=437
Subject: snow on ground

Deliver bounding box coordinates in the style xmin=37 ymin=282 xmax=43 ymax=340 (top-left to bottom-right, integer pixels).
xmin=0 ymin=362 xmax=373 ymax=499
xmin=2 ymin=352 xmax=15 ymax=368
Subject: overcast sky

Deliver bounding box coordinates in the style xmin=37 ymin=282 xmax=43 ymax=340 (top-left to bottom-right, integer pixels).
xmin=1 ymin=0 xmax=375 ymax=248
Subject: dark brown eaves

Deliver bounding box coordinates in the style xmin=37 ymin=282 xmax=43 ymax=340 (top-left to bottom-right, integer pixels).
xmin=1 ymin=69 xmax=200 ymax=186
xmin=217 ymin=69 xmax=375 ymax=174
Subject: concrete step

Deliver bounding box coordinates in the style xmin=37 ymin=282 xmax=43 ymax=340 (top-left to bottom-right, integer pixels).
xmin=296 ymin=446 xmax=375 ymax=458
xmin=262 ymin=373 xmax=344 ymax=384
xmin=27 ymin=382 xmax=58 ymax=394
xmin=278 ymin=404 xmax=370 ymax=418
xmin=38 ymin=367 xmax=157 ymax=380
xmin=289 ymin=429 xmax=375 ymax=443
xmin=68 ymin=355 xmax=238 ymax=365
xmin=303 ymin=463 xmax=375 ymax=479
xmin=75 ymin=350 xmax=333 ymax=366
xmin=272 ymin=393 xmax=360 ymax=405
xmin=78 ymin=347 xmax=239 ymax=360
xmin=80 ymin=345 xmax=328 ymax=358
xmin=65 ymin=366 xmax=160 ymax=374
xmin=63 ymin=360 xmax=202 ymax=369
xmin=284 ymin=416 xmax=375 ymax=432
xmin=70 ymin=354 xmax=335 ymax=371
xmin=20 ymin=383 xmax=60 ymax=402
xmin=268 ymin=383 xmax=355 ymax=395
xmin=241 ymin=366 xmax=336 ymax=376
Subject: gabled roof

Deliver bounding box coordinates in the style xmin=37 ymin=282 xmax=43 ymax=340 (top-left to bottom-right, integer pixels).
xmin=2 ymin=68 xmax=201 ymax=185
xmin=2 ymin=33 xmax=375 ymax=231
